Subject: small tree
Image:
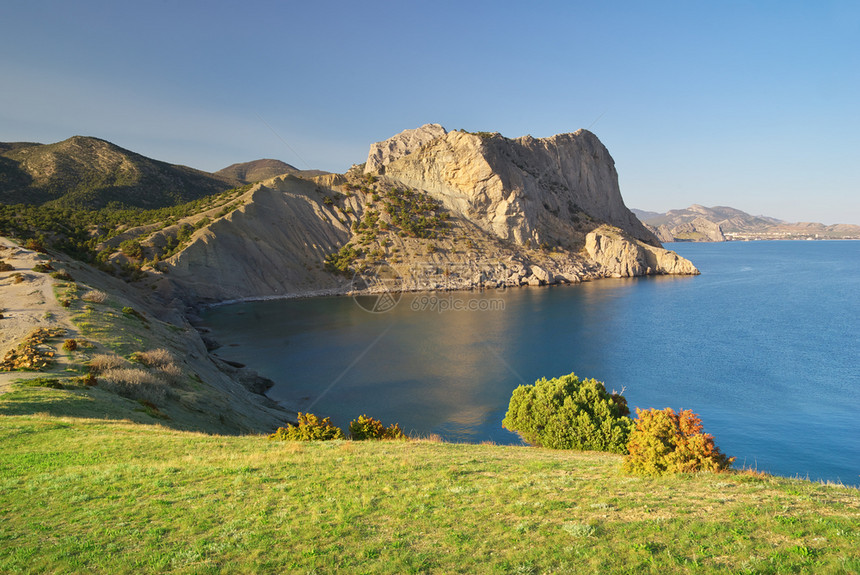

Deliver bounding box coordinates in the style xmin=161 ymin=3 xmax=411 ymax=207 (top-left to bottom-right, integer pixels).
xmin=349 ymin=414 xmax=407 ymax=440
xmin=269 ymin=412 xmax=344 ymax=441
xmin=623 ymin=408 xmax=735 ymax=476
xmin=502 ymin=373 xmax=633 ymax=453
xmin=119 ymin=239 xmax=143 ymax=259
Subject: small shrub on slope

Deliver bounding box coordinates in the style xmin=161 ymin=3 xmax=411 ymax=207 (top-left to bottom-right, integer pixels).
xmin=88 ymin=354 xmax=127 ymax=373
xmin=502 ymin=373 xmax=633 ymax=453
xmin=623 ymin=408 xmax=735 ymax=476
xmin=81 ymin=289 xmax=108 ymax=303
xmin=349 ymin=414 xmax=407 ymax=440
xmin=269 ymin=412 xmax=345 ymax=441
xmin=98 ymin=368 xmax=168 ymax=404
xmin=130 ymin=348 xmax=173 ymax=368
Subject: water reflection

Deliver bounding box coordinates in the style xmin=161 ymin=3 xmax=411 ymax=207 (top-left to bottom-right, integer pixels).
xmin=201 ymin=243 xmax=860 ymax=484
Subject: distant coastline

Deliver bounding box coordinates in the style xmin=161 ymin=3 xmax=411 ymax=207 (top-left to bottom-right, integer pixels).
xmin=633 ymin=205 xmax=860 ymax=243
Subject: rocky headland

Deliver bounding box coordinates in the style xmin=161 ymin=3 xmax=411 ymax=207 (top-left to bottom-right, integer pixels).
xmin=150 ymin=125 xmax=698 ymax=305
xmin=1 ymin=124 xmax=699 ymax=433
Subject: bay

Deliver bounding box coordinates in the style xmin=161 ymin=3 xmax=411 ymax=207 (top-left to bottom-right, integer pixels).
xmin=200 ymin=241 xmax=860 ymax=485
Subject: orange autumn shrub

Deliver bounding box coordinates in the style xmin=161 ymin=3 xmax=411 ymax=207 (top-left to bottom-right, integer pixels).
xmin=623 ymin=408 xmax=734 ymax=476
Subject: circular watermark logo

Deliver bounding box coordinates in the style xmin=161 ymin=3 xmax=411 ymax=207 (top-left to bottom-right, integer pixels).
xmin=351 ymin=263 xmax=404 ymax=313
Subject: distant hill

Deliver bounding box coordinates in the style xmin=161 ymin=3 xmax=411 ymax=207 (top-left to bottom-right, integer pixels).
xmin=215 ymin=159 xmax=299 ymax=184
xmin=633 ymin=205 xmax=860 ymax=241
xmin=215 ymin=159 xmax=330 ymax=184
xmin=0 ymin=136 xmax=234 ymax=209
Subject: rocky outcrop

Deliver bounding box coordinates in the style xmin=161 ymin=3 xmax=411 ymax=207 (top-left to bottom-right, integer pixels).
xmin=364 ymin=124 xmax=447 ymax=174
xmin=585 ymin=226 xmax=699 ymax=277
xmin=651 ymin=217 xmax=725 ymax=242
xmin=653 ymin=225 xmax=676 ymax=243
xmin=378 ymin=129 xmax=659 ymax=249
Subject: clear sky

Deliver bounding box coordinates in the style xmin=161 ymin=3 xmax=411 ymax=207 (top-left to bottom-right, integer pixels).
xmin=2 ymin=0 xmax=858 ymax=224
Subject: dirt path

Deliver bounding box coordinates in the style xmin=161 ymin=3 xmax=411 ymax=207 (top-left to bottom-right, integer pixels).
xmin=0 ymin=238 xmax=76 ymax=393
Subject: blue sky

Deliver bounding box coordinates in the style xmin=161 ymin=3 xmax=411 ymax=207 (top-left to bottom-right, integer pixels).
xmin=2 ymin=0 xmax=858 ymax=224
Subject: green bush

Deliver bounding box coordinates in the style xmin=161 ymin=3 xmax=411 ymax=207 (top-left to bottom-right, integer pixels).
xmin=502 ymin=373 xmax=632 ymax=453
xmin=119 ymin=239 xmax=143 ymax=259
xmin=0 ymin=260 xmax=14 ymax=272
xmin=32 ymin=262 xmax=54 ymax=273
xmin=324 ymin=244 xmax=361 ymax=275
xmin=269 ymin=412 xmax=345 ymax=441
xmin=349 ymin=414 xmax=407 ymax=440
xmin=24 ymin=238 xmax=46 ymax=253
xmin=623 ymin=408 xmax=735 ymax=476
xmin=121 ymin=306 xmax=147 ymax=322
xmin=50 ymin=270 xmax=73 ymax=281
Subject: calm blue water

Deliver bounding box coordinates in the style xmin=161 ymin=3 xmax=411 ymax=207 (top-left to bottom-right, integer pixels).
xmin=201 ymin=241 xmax=860 ymax=485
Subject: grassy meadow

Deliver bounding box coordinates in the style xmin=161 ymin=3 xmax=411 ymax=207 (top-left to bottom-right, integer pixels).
xmin=1 ymin=384 xmax=859 ymax=574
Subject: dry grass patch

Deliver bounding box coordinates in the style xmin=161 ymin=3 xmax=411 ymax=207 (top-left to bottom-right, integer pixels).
xmin=80 ymin=289 xmax=108 ymax=303
xmin=88 ymin=354 xmax=127 ymax=373
xmin=98 ymin=367 xmax=169 ymax=404
xmin=130 ymin=348 xmax=173 ymax=368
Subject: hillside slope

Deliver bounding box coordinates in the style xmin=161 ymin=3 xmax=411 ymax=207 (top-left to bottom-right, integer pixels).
xmin=0 ymin=237 xmax=294 ymax=433
xmin=0 ymin=136 xmax=233 ymax=209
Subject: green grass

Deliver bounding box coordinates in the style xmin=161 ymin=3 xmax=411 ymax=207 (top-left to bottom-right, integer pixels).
xmin=0 ymin=400 xmax=858 ymax=574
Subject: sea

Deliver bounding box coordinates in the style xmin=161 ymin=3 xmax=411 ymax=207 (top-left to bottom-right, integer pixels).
xmin=200 ymin=240 xmax=860 ymax=485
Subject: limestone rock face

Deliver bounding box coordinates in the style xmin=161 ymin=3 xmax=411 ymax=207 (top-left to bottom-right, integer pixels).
xmin=364 ymin=123 xmax=447 ymax=174
xmin=381 ymin=129 xmax=659 ymax=248
xmin=585 ymin=226 xmax=699 ymax=277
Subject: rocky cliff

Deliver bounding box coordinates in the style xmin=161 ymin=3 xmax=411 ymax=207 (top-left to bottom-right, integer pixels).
xmin=378 ymin=129 xmax=659 ymax=249
xmin=364 ymin=124 xmax=448 ymax=174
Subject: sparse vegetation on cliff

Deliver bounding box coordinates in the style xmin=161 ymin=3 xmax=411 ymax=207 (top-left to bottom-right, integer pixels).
xmin=323 ymin=243 xmax=362 ymax=275
xmin=322 ymin=175 xmax=451 ymax=276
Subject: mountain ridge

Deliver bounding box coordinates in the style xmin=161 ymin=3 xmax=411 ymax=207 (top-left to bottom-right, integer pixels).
xmin=633 ymin=205 xmax=860 ymax=241
xmin=0 ymin=136 xmax=235 ymax=209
